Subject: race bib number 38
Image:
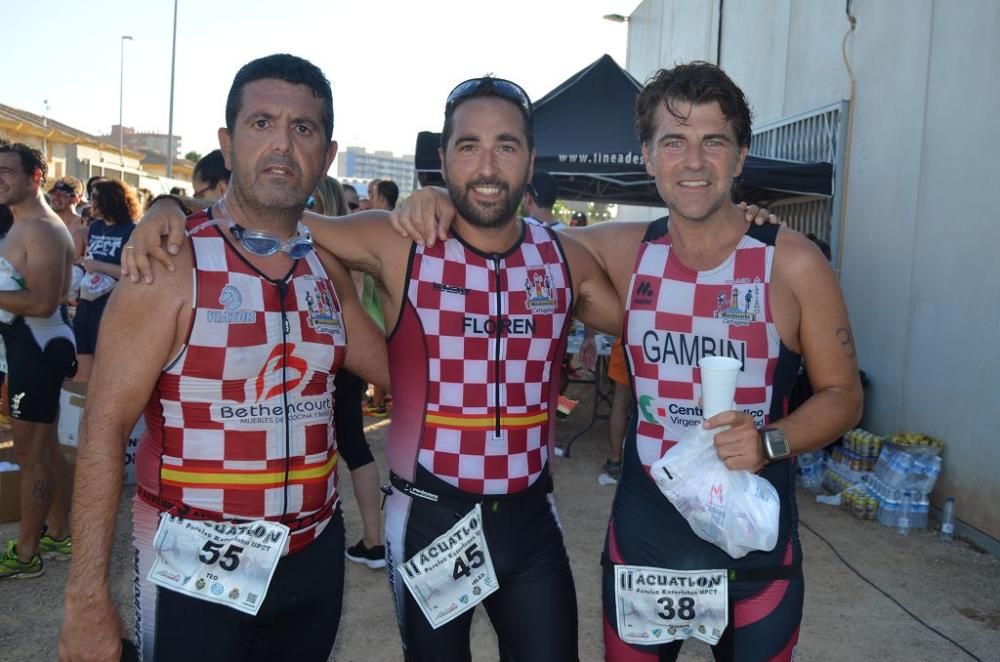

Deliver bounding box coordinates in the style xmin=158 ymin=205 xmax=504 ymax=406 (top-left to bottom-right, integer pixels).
xmin=615 ymin=565 xmax=728 ymax=646
xmin=400 ymin=504 xmax=499 ymax=629
xmin=147 ymin=515 xmax=289 ymax=616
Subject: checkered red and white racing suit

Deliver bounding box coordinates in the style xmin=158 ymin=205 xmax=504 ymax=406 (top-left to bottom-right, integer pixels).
xmin=384 ymin=220 xmax=580 ymax=661
xmin=603 ymin=219 xmax=804 ymax=662
xmin=131 ymin=209 xmax=348 ymax=660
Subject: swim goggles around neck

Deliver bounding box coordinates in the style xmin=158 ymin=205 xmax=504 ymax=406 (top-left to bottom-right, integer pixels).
xmin=188 ymin=207 xmax=314 ymax=259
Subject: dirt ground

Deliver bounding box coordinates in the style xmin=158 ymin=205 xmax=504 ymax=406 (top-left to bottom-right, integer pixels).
xmin=1 ymin=381 xmax=998 ymax=661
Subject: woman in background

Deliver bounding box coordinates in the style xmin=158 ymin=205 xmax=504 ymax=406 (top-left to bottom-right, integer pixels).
xmin=73 ymin=180 xmax=138 ymax=382
xmin=311 ymin=176 xmax=387 ymax=569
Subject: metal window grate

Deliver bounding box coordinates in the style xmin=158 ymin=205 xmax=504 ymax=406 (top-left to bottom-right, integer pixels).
xmin=768 ymin=197 xmax=833 ymax=244
xmin=750 ymin=101 xmax=849 ymax=263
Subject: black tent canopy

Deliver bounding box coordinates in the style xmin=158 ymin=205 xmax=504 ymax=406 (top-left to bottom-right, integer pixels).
xmin=414 ymin=54 xmax=833 ymax=206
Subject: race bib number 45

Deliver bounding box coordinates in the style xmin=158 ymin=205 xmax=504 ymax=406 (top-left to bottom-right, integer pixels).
xmin=615 ymin=565 xmax=728 ymax=646
xmin=400 ymin=504 xmax=499 ymax=629
xmin=147 ymin=515 xmax=289 ymax=616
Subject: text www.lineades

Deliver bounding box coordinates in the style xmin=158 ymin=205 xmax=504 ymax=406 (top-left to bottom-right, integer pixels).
xmin=557 ymin=152 xmax=646 ymax=165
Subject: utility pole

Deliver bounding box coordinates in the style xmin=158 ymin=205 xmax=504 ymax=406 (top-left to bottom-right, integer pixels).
xmin=166 ymin=0 xmax=179 ymax=178
xmin=119 ymin=35 xmax=133 ymax=164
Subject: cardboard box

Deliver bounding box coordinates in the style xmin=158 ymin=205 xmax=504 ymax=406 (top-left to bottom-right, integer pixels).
xmin=56 ymin=383 xmax=145 ymax=485
xmin=0 ymin=442 xmax=76 ymax=524
xmin=58 ymin=382 xmax=88 ymax=448
xmin=123 ymin=418 xmax=146 ymax=486
xmin=0 ymin=443 xmax=19 ymax=523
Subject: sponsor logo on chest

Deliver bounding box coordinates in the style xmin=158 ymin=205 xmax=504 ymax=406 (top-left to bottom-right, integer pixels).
xmin=637 ymin=395 xmax=766 ymax=430
xmin=632 ymin=278 xmax=659 ymax=307
xmin=208 ymin=284 xmax=257 ymax=324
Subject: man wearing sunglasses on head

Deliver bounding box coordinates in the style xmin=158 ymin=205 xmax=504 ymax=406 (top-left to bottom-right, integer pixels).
xmin=60 ymin=54 xmax=388 ymax=662
xmin=123 ymin=75 xmax=623 ymax=662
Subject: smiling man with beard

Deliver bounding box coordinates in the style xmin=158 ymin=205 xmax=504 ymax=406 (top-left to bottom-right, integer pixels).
xmin=124 ymin=75 xmax=622 ymax=662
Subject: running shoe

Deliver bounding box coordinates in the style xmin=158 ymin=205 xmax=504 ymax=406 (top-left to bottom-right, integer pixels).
xmin=556 ymin=395 xmax=579 ymax=419
xmin=601 ymin=459 xmax=623 ymax=483
xmin=0 ymin=540 xmax=43 ymax=579
xmin=365 ymin=404 xmax=388 ymax=417
xmin=38 ymin=527 xmax=72 ymax=560
xmin=346 ymin=539 xmax=386 ymax=569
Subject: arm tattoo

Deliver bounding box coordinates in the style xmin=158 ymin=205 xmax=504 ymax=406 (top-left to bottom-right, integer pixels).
xmin=836 ymin=327 xmax=856 ymax=359
xmin=32 ymin=480 xmax=52 ymax=501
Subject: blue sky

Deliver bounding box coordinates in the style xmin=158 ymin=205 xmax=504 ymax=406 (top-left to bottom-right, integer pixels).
xmin=4 ymin=0 xmax=636 ymax=164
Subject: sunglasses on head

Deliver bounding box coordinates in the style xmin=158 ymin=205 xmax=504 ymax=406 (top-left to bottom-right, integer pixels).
xmin=445 ymin=77 xmax=532 ymax=116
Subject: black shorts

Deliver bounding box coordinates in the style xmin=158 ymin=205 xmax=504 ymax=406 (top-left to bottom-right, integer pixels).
xmin=601 ymin=435 xmax=803 ymax=662
xmin=137 ymin=505 xmax=346 ymax=662
xmin=72 ymin=294 xmax=110 ymax=355
xmin=385 ymin=467 xmax=578 ymax=662
xmin=1 ymin=318 xmax=77 ymax=424
xmin=334 ymin=368 xmax=374 ymax=470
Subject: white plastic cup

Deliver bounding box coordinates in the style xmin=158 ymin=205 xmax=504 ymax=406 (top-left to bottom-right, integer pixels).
xmin=699 ymin=356 xmax=741 ymax=419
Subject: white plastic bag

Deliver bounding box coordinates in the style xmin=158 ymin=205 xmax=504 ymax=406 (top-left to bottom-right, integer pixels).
xmin=651 ymin=424 xmax=780 ymax=559
xmin=79 ymin=271 xmax=117 ymax=301
xmin=0 ymin=257 xmax=24 ymax=323
xmin=69 ymin=263 xmax=85 ymax=301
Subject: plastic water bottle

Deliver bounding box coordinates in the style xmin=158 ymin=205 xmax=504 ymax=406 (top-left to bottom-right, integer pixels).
xmin=940 ymin=497 xmax=955 ymax=542
xmin=913 ymin=493 xmax=929 ymax=529
xmin=897 ymin=491 xmax=912 ymax=536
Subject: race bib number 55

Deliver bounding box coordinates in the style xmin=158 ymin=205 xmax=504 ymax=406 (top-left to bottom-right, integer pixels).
xmin=400 ymin=504 xmax=499 ymax=629
xmin=615 ymin=565 xmax=728 ymax=646
xmin=147 ymin=514 xmax=289 ymax=616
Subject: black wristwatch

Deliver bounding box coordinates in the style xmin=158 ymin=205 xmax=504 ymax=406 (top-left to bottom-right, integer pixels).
xmin=759 ymin=427 xmax=791 ymax=462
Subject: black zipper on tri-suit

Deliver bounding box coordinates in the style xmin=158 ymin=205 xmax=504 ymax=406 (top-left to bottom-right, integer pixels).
xmin=491 ymin=254 xmax=503 ymax=437
xmin=211 ymin=219 xmax=299 ymax=524
xmin=276 ymin=278 xmax=292 ymax=519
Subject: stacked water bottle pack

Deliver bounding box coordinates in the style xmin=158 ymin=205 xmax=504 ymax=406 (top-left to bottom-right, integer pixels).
xmin=854 ymin=432 xmax=944 ymax=532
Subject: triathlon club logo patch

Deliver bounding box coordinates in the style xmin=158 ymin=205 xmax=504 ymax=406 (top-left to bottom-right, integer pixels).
xmin=304 ymin=278 xmax=343 ymax=337
xmin=523 ymin=265 xmax=557 ymax=314
xmin=714 ymin=278 xmax=761 ymax=327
